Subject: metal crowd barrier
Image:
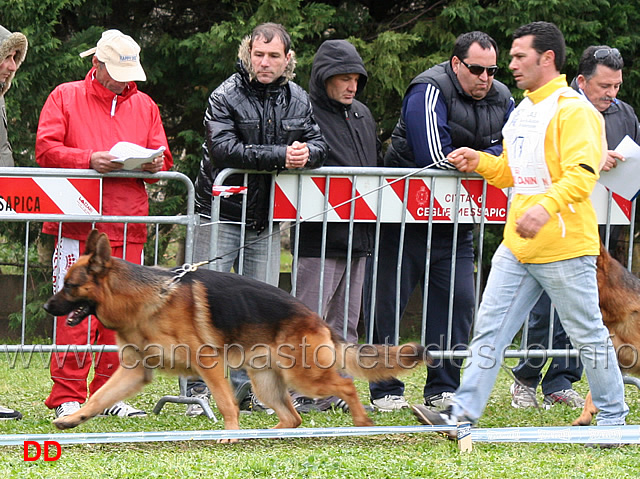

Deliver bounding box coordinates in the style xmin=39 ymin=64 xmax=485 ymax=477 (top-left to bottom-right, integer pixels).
xmin=0 ymin=167 xmax=198 ymax=354
xmin=2 ymin=165 xmax=639 ymax=438
xmin=206 ymin=166 xmax=639 ymax=363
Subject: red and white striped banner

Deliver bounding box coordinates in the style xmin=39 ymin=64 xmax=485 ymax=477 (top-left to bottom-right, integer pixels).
xmin=211 ymin=185 xmax=247 ymax=197
xmin=274 ymin=175 xmax=631 ymax=225
xmin=591 ymin=183 xmax=632 ymax=225
xmin=0 ymin=177 xmax=102 ymax=216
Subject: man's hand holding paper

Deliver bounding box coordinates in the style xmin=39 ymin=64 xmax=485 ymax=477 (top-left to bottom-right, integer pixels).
xmin=597 ymin=135 xmax=640 ymax=200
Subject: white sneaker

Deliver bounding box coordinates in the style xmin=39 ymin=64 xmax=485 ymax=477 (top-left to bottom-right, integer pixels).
xmin=185 ymin=387 xmax=211 ymax=417
xmin=510 ymin=382 xmax=538 ymax=408
xmin=425 ymin=392 xmax=456 ymax=409
xmin=543 ymin=388 xmax=585 ymax=409
xmin=55 ymin=401 xmax=81 ymax=418
xmin=100 ymin=401 xmax=147 ymax=417
xmin=371 ymin=394 xmax=410 ymax=412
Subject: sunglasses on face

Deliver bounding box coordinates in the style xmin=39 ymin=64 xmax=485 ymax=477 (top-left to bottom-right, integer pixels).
xmin=460 ymin=58 xmax=498 ymax=77
xmin=594 ymin=48 xmax=621 ymax=60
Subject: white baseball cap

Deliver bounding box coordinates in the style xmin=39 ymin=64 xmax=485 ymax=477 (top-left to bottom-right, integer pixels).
xmin=79 ymin=29 xmax=146 ymax=82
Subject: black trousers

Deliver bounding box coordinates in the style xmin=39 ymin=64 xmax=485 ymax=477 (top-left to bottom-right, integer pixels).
xmin=369 ymin=223 xmax=475 ymax=400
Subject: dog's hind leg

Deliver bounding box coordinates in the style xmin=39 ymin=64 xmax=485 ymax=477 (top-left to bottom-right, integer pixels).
xmin=53 ymin=365 xmax=149 ymax=430
xmin=289 ymin=369 xmax=374 ymax=427
xmin=249 ymin=370 xmax=302 ymax=429
xmin=572 ymin=391 xmax=597 ymax=426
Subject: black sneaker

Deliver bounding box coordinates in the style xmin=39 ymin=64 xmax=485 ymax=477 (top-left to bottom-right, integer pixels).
xmin=233 ymin=380 xmax=253 ymax=406
xmin=314 ymin=396 xmax=348 ymax=412
xmin=185 ymin=385 xmax=211 ymax=417
xmin=0 ymin=405 xmax=22 ymax=420
xmin=249 ymin=393 xmax=274 ymax=415
xmin=412 ymin=404 xmax=458 ymax=440
xmin=313 ymin=396 xmax=376 ymax=413
xmin=292 ymin=396 xmax=320 ymax=413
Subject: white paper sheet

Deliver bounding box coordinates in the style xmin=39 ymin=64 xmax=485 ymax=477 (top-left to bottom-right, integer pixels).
xmin=109 ymin=141 xmax=166 ymax=170
xmin=597 ymin=135 xmax=640 ymax=200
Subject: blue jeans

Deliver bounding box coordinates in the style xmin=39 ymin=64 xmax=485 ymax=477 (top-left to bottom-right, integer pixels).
xmin=451 ymin=244 xmax=628 ymax=426
xmin=512 ymin=292 xmax=583 ymax=395
xmin=194 ymin=217 xmax=281 ymax=287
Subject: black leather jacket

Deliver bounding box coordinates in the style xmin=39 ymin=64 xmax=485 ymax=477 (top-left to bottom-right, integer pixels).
xmin=194 ymin=37 xmax=327 ymax=231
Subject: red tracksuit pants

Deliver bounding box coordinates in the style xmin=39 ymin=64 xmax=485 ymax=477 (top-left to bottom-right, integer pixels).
xmin=44 ymin=238 xmax=143 ymax=409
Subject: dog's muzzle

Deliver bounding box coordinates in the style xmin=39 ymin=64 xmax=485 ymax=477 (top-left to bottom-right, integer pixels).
xmin=43 ymin=298 xmax=96 ymax=326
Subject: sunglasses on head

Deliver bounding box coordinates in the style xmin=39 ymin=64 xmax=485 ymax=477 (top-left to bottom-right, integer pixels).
xmin=460 ymin=59 xmax=498 ymax=77
xmin=594 ymin=48 xmax=621 ymax=60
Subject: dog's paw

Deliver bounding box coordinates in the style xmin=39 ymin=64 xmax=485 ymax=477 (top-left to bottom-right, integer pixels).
xmin=52 ymin=417 xmax=77 ymax=430
xmin=571 ymin=417 xmax=593 ymax=426
xmin=216 ymin=438 xmax=239 ymax=444
xmin=354 ymin=417 xmax=375 ymax=427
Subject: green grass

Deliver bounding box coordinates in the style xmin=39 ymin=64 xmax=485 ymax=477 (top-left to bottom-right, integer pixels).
xmin=0 ymin=354 xmax=638 ymax=478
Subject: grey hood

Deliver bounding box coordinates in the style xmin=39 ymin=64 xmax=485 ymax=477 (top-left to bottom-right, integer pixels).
xmin=309 ymin=39 xmax=367 ymax=109
xmin=0 ymin=25 xmax=28 ymax=96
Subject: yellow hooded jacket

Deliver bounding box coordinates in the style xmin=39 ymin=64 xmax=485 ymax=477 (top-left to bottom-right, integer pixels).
xmin=476 ymin=75 xmax=605 ymax=264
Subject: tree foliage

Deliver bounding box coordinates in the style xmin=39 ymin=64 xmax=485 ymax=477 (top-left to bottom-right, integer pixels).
xmin=3 ymin=0 xmax=640 ymax=228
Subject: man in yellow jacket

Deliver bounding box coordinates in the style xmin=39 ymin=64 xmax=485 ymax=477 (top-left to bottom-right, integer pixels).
xmin=412 ymin=21 xmax=628 ymax=436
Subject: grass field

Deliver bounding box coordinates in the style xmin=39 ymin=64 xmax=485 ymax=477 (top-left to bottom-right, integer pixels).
xmin=0 ymin=354 xmax=638 ymax=478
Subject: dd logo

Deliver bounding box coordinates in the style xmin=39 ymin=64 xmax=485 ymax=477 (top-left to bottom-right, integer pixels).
xmin=23 ymin=441 xmax=62 ymax=461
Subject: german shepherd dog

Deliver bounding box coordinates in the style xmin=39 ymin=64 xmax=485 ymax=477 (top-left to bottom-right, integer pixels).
xmin=44 ymin=230 xmax=429 ymax=438
xmin=572 ymin=242 xmax=640 ymax=425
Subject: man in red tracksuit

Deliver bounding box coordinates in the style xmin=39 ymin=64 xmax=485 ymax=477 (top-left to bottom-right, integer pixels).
xmin=36 ymin=29 xmax=173 ymax=419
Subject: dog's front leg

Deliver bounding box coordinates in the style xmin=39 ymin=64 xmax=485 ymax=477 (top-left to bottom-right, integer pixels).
xmin=53 ymin=365 xmax=149 ymax=430
xmin=197 ymin=363 xmax=240 ymax=443
xmin=572 ymin=391 xmax=597 ymax=426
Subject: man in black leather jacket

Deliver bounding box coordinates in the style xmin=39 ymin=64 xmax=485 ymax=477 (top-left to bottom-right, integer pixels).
xmin=188 ymin=23 xmax=327 ymax=416
xmin=194 ymin=22 xmax=327 ymax=282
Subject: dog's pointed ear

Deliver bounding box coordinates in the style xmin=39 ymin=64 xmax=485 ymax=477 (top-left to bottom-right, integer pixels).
xmin=87 ymin=232 xmax=112 ymax=277
xmin=84 ymin=229 xmax=102 ymax=255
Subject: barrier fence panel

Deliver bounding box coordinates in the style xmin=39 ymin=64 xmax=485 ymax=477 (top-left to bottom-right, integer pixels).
xmin=210 ymin=166 xmax=637 ymax=364
xmin=0 ymin=166 xmax=198 ymax=354
xmin=2 ymin=165 xmax=638 ymax=447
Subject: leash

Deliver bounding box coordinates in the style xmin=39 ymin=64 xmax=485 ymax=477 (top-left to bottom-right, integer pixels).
xmin=166 ymin=261 xmax=205 ymax=288
xmin=170 ymin=157 xmax=455 ymax=282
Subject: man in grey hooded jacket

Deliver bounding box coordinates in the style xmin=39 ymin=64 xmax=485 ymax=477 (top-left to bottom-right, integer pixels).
xmin=0 ymin=23 xmax=27 ymax=420
xmin=292 ymin=39 xmax=381 ymax=412
xmin=0 ymin=24 xmax=27 ymax=168
xmin=295 ymin=39 xmax=380 ymax=345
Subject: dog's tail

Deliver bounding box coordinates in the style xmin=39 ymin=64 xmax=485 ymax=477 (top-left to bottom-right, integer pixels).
xmin=332 ymin=330 xmax=431 ymax=382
